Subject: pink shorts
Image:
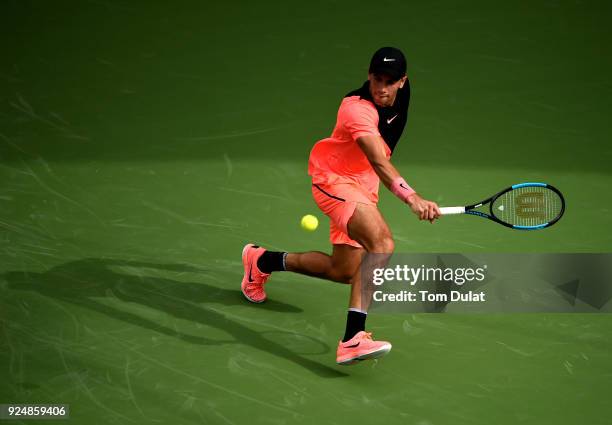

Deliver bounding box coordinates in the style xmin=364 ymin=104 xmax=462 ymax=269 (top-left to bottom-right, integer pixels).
xmin=311 ymin=183 xmax=376 ymax=248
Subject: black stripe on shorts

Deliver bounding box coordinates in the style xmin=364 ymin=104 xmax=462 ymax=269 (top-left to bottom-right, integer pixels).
xmin=313 ymin=184 xmax=346 ymax=202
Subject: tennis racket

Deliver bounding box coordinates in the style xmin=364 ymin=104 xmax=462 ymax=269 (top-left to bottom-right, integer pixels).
xmin=440 ymin=182 xmax=565 ymax=230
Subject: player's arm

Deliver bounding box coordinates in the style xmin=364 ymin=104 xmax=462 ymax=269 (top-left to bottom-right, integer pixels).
xmin=356 ymin=135 xmax=440 ymax=222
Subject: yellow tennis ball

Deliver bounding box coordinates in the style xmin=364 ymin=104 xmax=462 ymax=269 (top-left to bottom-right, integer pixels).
xmin=300 ymin=214 xmax=318 ymax=231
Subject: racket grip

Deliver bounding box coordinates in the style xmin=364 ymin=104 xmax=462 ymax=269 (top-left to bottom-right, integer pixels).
xmin=440 ymin=206 xmax=466 ymax=215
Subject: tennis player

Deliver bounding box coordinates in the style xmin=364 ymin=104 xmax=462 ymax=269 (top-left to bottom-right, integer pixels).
xmin=241 ymin=47 xmax=441 ymax=365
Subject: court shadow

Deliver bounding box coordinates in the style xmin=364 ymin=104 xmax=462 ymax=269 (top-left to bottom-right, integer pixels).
xmin=4 ymin=258 xmax=347 ymax=378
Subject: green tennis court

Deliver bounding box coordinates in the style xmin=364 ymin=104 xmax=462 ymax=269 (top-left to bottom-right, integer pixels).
xmin=1 ymin=1 xmax=611 ymax=424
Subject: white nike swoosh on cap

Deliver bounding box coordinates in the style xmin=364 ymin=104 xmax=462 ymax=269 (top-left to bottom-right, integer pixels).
xmin=383 ymin=57 xmax=396 ymax=62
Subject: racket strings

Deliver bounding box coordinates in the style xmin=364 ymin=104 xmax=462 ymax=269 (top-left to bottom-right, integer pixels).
xmin=492 ymin=187 xmax=563 ymax=226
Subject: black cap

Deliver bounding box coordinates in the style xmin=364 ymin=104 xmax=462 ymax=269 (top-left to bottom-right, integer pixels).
xmin=368 ymin=47 xmax=407 ymax=81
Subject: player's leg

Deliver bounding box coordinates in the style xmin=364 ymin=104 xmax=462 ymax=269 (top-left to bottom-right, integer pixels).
xmin=240 ymin=243 xmax=362 ymax=303
xmin=283 ymin=243 xmax=363 ymax=284
xmin=336 ymin=202 xmax=394 ymax=364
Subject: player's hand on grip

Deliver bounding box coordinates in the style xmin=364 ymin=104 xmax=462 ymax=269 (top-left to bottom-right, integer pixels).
xmin=407 ymin=193 xmax=441 ymax=223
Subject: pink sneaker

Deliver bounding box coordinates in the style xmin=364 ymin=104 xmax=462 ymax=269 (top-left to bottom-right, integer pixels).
xmin=241 ymin=244 xmax=271 ymax=303
xmin=336 ymin=331 xmax=392 ymax=365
